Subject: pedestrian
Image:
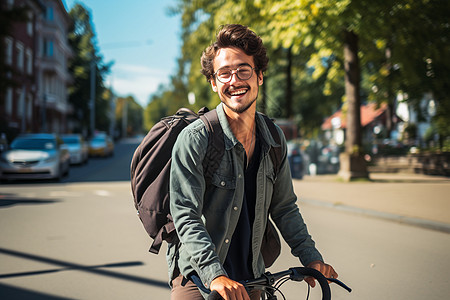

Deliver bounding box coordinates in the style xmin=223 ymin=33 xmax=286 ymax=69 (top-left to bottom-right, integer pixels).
xmin=168 ymin=24 xmax=338 ymax=300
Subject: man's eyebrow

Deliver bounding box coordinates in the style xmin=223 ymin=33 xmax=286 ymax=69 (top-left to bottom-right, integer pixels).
xmin=218 ymin=63 xmax=252 ymax=70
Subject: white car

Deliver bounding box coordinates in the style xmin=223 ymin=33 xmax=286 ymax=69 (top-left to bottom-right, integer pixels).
xmin=62 ymin=134 xmax=89 ymax=165
xmin=0 ymin=133 xmax=70 ymax=181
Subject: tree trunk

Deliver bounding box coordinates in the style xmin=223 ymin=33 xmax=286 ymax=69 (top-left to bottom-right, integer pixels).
xmin=286 ymin=47 xmax=293 ymax=118
xmin=385 ymin=46 xmax=395 ymax=138
xmin=260 ymin=75 xmax=267 ymax=114
xmin=338 ymin=30 xmax=369 ymax=181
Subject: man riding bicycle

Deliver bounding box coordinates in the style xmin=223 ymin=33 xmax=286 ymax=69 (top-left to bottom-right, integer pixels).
xmin=168 ymin=24 xmax=338 ymax=300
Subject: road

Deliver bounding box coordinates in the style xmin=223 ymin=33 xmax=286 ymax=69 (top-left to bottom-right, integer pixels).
xmin=0 ymin=139 xmax=449 ymax=299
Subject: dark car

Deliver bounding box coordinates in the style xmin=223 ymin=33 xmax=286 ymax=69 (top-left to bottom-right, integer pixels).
xmin=0 ymin=133 xmax=70 ymax=181
xmin=287 ymin=142 xmax=304 ymax=179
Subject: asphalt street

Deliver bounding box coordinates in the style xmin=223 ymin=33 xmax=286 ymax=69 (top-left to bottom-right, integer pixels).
xmin=0 ymin=139 xmax=449 ymax=299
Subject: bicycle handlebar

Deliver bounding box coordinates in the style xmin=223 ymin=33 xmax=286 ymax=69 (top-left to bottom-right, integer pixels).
xmin=207 ymin=267 xmax=351 ymax=300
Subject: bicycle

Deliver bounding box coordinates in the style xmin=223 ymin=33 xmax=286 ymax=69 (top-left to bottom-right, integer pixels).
xmin=204 ymin=267 xmax=352 ymax=300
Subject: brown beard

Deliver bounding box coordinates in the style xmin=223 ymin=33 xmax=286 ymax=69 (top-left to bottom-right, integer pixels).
xmin=221 ymin=80 xmax=260 ymax=114
xmin=222 ymin=95 xmax=258 ymax=114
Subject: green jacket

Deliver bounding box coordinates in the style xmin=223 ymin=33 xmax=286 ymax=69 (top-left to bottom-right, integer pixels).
xmin=168 ymin=103 xmax=323 ymax=290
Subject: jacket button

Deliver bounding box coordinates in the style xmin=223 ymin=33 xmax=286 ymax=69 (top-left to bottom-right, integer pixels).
xmin=220 ymin=181 xmax=226 ymax=186
xmin=233 ymin=206 xmax=238 ymax=211
xmin=225 ymin=239 xmax=230 ymax=244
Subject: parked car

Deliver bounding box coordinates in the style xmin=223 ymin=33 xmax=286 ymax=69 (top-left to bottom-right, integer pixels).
xmin=0 ymin=133 xmax=70 ymax=181
xmin=62 ymin=134 xmax=89 ymax=165
xmin=88 ymin=134 xmax=114 ymax=157
xmin=287 ymin=142 xmax=304 ymax=179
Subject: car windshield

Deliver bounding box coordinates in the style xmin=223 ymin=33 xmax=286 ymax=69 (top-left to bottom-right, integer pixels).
xmin=62 ymin=137 xmax=79 ymax=144
xmin=11 ymin=138 xmax=56 ymax=150
xmin=91 ymin=137 xmax=105 ymax=143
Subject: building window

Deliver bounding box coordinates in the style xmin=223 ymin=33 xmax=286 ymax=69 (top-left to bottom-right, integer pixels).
xmin=46 ymin=6 xmax=54 ymax=21
xmin=27 ymin=94 xmax=33 ymax=121
xmin=27 ymin=11 xmax=33 ymax=36
xmin=17 ymin=89 xmax=24 ymax=117
xmin=5 ymin=37 xmax=13 ymax=65
xmin=26 ymin=48 xmax=33 ymax=74
xmin=5 ymin=88 xmax=13 ymax=116
xmin=44 ymin=39 xmax=54 ymax=57
xmin=16 ymin=42 xmax=24 ymax=72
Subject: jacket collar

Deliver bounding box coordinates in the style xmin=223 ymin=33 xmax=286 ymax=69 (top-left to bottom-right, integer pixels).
xmin=216 ymin=103 xmax=280 ymax=153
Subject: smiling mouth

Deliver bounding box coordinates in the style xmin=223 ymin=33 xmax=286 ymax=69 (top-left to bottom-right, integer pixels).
xmin=227 ymin=86 xmax=249 ymax=97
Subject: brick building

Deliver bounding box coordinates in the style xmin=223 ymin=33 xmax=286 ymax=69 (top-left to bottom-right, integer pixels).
xmin=1 ymin=0 xmax=72 ymax=140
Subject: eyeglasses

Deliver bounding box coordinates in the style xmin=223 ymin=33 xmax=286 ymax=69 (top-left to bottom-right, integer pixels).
xmin=214 ymin=65 xmax=256 ymax=83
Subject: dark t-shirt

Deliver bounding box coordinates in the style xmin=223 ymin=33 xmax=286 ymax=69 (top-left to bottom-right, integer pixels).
xmin=223 ymin=132 xmax=261 ymax=281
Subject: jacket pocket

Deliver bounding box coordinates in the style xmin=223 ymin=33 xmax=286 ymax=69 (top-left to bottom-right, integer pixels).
xmin=211 ymin=172 xmax=236 ymax=190
xmin=203 ymin=173 xmax=236 ymax=215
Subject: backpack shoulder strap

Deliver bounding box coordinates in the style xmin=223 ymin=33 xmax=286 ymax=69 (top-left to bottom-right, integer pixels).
xmin=199 ymin=109 xmax=224 ymax=181
xmin=261 ymin=114 xmax=283 ymax=175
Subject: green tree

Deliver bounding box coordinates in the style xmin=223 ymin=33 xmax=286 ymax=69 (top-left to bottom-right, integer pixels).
xmin=169 ymin=0 xmax=449 ymax=157
xmin=363 ymin=0 xmax=450 ymax=144
xmin=259 ymin=0 xmax=376 ymax=179
xmin=115 ymin=96 xmax=143 ymax=137
xmin=143 ymin=74 xmax=191 ymax=130
xmin=68 ymin=3 xmax=111 ymax=137
xmin=171 ymin=0 xmax=344 ymax=135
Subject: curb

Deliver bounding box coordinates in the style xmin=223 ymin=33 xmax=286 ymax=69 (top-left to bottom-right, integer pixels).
xmin=301 ymin=198 xmax=450 ymax=234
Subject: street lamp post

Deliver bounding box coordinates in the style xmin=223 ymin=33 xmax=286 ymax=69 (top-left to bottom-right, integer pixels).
xmin=90 ymin=59 xmax=96 ymax=136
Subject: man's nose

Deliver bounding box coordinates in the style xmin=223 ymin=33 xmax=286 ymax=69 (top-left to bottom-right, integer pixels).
xmin=229 ymin=70 xmax=241 ymax=84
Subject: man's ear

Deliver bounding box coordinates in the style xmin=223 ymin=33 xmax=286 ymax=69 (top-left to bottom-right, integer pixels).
xmin=258 ymin=72 xmax=264 ymax=86
xmin=211 ymin=78 xmax=218 ymax=92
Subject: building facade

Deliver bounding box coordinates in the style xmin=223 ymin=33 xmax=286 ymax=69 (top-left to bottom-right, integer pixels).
xmin=1 ymin=0 xmax=72 ymax=140
xmin=36 ymin=0 xmax=72 ymax=134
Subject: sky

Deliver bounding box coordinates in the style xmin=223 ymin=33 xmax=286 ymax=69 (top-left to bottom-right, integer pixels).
xmin=63 ymin=0 xmax=181 ymax=107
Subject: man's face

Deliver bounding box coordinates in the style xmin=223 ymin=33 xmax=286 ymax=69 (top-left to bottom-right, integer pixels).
xmin=211 ymin=47 xmax=263 ymax=114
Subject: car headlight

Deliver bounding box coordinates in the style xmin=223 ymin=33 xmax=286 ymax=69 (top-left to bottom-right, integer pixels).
xmin=44 ymin=154 xmax=57 ymax=163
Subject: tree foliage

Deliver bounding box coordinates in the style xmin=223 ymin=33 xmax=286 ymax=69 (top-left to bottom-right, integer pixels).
xmin=67 ymin=3 xmax=112 ymax=136
xmin=159 ymin=0 xmax=449 ymax=146
xmin=115 ymin=95 xmax=144 ymax=137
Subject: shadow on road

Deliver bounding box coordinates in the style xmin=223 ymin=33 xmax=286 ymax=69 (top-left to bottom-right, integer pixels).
xmin=0 ymin=194 xmax=61 ymax=208
xmin=0 ymin=283 xmax=74 ymax=300
xmin=0 ymin=247 xmax=170 ymax=299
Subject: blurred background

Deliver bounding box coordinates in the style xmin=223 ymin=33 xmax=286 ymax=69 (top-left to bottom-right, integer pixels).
xmin=0 ymin=0 xmax=450 ymax=177
xmin=1 ymin=0 xmax=449 ymax=179
xmin=1 ymin=1 xmax=449 ymax=299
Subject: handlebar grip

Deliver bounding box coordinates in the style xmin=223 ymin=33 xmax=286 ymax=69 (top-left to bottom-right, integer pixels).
xmin=291 ymin=267 xmax=331 ymax=300
xmin=207 ymin=290 xmax=223 ymax=300
xmin=327 ymin=277 xmax=352 ymax=293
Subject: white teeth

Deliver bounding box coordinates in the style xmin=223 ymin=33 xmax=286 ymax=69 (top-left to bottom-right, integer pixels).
xmin=230 ymin=89 xmax=247 ymax=96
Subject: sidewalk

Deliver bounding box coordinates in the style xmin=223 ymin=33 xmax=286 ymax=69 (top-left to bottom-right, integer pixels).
xmin=292 ymin=173 xmax=450 ymax=233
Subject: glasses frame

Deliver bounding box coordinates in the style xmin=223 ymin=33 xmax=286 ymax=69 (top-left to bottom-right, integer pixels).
xmin=213 ymin=65 xmax=256 ymax=84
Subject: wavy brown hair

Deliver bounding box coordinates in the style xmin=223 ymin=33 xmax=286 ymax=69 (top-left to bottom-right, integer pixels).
xmin=201 ymin=24 xmax=269 ymax=82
